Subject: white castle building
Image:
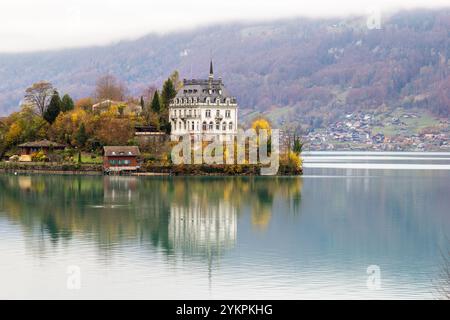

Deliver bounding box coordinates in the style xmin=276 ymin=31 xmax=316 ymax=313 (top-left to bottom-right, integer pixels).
xmin=169 ymin=61 xmax=238 ymax=140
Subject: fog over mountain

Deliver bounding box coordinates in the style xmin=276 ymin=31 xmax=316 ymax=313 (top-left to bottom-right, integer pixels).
xmin=0 ymin=8 xmax=449 ymax=122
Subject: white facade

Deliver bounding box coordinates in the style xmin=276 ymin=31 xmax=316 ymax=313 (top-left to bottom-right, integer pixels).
xmin=169 ymin=63 xmax=238 ymax=141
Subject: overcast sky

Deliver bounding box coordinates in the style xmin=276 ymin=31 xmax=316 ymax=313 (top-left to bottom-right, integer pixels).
xmin=0 ymin=0 xmax=448 ymax=53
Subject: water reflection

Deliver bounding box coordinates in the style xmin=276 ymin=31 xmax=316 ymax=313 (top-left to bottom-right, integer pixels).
xmin=0 ymin=175 xmax=303 ymax=259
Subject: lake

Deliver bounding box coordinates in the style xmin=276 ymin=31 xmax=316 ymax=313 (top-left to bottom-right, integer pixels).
xmin=0 ymin=152 xmax=449 ymax=299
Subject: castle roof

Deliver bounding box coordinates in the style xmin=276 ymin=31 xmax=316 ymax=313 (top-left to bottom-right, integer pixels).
xmin=173 ymin=61 xmax=236 ymax=104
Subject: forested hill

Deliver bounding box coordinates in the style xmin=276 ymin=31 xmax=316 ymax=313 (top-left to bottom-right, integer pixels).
xmin=0 ymin=8 xmax=449 ymax=122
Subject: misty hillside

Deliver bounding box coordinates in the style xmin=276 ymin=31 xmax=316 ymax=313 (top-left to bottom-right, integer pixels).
xmin=0 ymin=9 xmax=449 ymax=124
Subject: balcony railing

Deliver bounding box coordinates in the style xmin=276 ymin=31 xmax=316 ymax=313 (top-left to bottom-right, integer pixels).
xmin=174 ymin=115 xmax=201 ymax=121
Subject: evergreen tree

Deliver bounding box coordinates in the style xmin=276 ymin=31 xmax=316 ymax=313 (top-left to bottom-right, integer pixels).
xmin=61 ymin=94 xmax=74 ymax=112
xmin=151 ymin=90 xmax=161 ymax=113
xmin=75 ymin=123 xmax=88 ymax=147
xmin=293 ymin=135 xmax=303 ymax=154
xmin=43 ymin=91 xmax=61 ymax=124
xmin=140 ymin=96 xmax=145 ymax=110
xmin=160 ymin=78 xmax=177 ymax=110
xmin=160 ymin=78 xmax=177 ymax=133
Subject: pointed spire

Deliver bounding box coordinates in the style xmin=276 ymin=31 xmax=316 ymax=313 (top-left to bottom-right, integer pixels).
xmin=209 ymin=60 xmax=214 ymax=81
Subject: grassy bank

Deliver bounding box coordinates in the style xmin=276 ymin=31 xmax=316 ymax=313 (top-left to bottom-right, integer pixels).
xmin=0 ymin=162 xmax=102 ymax=174
xmin=1 ymin=161 xmax=302 ymax=176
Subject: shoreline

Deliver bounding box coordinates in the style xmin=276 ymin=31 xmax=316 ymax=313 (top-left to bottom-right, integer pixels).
xmin=0 ymin=161 xmax=302 ymax=176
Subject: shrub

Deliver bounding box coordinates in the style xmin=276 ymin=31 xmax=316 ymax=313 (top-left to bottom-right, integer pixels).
xmin=31 ymin=151 xmax=48 ymax=162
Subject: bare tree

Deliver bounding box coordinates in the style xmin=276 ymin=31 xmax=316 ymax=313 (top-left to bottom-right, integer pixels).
xmin=24 ymin=81 xmax=55 ymax=117
xmin=94 ymin=74 xmax=127 ymax=102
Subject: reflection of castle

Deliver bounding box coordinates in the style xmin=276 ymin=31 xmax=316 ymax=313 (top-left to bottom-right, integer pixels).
xmin=168 ymin=198 xmax=237 ymax=255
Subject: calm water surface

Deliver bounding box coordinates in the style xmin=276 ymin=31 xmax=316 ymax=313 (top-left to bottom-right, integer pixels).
xmin=0 ymin=152 xmax=449 ymax=299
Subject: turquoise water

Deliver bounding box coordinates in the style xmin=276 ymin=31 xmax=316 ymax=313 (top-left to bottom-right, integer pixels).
xmin=0 ymin=152 xmax=449 ymax=299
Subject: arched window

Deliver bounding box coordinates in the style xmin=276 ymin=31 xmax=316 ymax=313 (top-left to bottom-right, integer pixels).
xmin=222 ymin=122 xmax=226 ymax=131
xmin=191 ymin=122 xmax=195 ymax=130
xmin=229 ymin=122 xmax=233 ymax=130
xmin=202 ymin=122 xmax=207 ymax=131
xmin=209 ymin=122 xmax=213 ymax=130
xmin=216 ymin=121 xmax=220 ymax=130
xmin=206 ymin=97 xmax=210 ymax=104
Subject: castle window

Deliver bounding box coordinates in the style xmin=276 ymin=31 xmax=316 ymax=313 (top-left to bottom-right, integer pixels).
xmin=206 ymin=110 xmax=211 ymax=117
xmin=209 ymin=122 xmax=213 ymax=130
xmin=216 ymin=110 xmax=220 ymax=117
xmin=206 ymin=97 xmax=210 ymax=104
xmin=216 ymin=98 xmax=220 ymax=105
xmin=191 ymin=122 xmax=195 ymax=130
xmin=222 ymin=122 xmax=226 ymax=131
xmin=216 ymin=121 xmax=220 ymax=130
xmin=188 ymin=109 xmax=192 ymax=116
xmin=202 ymin=122 xmax=207 ymax=131
xmin=229 ymin=122 xmax=233 ymax=130
xmin=225 ymin=110 xmax=231 ymax=118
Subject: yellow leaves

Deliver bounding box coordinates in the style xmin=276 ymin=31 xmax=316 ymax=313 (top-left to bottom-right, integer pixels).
xmin=251 ymin=118 xmax=272 ymax=135
xmin=70 ymin=108 xmax=86 ymax=124
xmin=6 ymin=122 xmax=22 ymax=144
xmin=288 ymin=151 xmax=302 ymax=170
